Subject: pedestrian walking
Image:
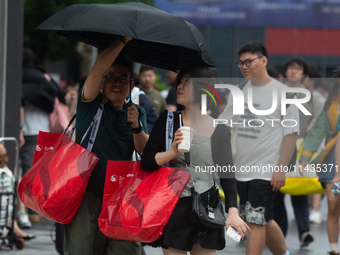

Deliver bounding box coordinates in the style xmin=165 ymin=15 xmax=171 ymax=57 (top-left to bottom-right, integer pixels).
xmin=220 ymin=41 xmax=298 ymax=255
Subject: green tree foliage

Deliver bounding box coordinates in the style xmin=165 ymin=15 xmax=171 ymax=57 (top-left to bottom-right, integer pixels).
xmin=24 ymin=0 xmax=153 ymax=65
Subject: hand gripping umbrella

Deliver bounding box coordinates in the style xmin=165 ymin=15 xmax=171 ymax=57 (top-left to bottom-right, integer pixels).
xmin=36 ymin=1 xmax=215 ymax=71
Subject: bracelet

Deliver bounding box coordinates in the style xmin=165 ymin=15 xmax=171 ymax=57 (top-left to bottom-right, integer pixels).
xmin=20 ymin=122 xmax=24 ymax=129
xmin=119 ymin=36 xmax=126 ymax=45
xmin=132 ymin=121 xmax=143 ymax=134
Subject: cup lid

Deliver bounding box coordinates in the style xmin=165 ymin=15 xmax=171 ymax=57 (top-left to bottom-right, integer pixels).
xmin=179 ymin=126 xmax=194 ymax=133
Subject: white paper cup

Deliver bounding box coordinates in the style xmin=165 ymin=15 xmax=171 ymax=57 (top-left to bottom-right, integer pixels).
xmin=178 ymin=126 xmax=195 ymax=153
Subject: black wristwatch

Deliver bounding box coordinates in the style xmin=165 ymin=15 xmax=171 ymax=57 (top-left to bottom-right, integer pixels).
xmin=131 ymin=121 xmax=143 ymax=134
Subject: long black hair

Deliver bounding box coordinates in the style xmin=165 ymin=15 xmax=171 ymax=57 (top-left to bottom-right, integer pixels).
xmin=325 ymin=66 xmax=340 ymax=109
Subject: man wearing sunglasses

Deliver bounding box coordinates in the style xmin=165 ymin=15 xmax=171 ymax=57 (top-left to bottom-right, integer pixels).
xmin=64 ymin=37 xmax=149 ymax=255
xmin=220 ymin=41 xmax=299 ymax=255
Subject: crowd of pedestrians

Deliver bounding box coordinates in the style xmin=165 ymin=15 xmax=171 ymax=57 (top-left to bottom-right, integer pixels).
xmin=2 ymin=37 xmax=339 ymax=255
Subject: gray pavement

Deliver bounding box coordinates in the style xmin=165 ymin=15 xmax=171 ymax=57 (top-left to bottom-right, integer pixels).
xmin=3 ymin=195 xmax=333 ymax=254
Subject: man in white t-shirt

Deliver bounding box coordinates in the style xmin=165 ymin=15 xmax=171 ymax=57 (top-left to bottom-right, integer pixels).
xmin=219 ymin=41 xmax=299 ymax=255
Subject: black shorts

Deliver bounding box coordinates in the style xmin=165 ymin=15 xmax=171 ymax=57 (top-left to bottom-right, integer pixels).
xmin=236 ymin=180 xmax=276 ymax=225
xmin=147 ymin=185 xmax=225 ymax=251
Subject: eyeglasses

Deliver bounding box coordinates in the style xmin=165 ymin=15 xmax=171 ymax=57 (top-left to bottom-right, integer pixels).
xmin=237 ymin=56 xmax=263 ymax=69
xmin=103 ymin=75 xmax=131 ymax=85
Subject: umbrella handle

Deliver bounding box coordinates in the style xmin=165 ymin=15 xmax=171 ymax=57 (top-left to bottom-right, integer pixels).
xmin=125 ymin=72 xmax=133 ymax=127
xmin=125 ymin=101 xmax=133 ymax=127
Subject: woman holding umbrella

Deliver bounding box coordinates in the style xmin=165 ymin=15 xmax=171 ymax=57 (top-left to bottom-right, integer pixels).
xmin=141 ymin=65 xmax=250 ymax=254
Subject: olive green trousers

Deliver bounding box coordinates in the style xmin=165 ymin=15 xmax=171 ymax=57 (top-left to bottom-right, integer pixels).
xmin=64 ymin=190 xmax=141 ymax=255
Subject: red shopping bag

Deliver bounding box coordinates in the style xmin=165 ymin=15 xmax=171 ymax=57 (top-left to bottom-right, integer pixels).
xmin=98 ymin=161 xmax=190 ymax=242
xmin=18 ymin=131 xmax=99 ymax=224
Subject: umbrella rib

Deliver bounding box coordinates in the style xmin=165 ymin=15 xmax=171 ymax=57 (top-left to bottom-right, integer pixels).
xmin=67 ymin=4 xmax=96 ymax=30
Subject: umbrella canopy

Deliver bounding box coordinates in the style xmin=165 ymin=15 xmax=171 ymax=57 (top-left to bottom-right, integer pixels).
xmin=36 ymin=1 xmax=215 ymax=71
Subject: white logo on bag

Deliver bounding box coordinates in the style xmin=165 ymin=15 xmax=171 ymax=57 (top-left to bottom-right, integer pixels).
xmin=126 ymin=174 xmax=134 ymax=178
xmin=119 ymin=176 xmax=125 ymax=185
xmin=36 ymin=145 xmax=43 ymax=151
xmin=110 ymin=175 xmax=117 ymax=182
xmin=44 ymin=146 xmax=54 ymax=151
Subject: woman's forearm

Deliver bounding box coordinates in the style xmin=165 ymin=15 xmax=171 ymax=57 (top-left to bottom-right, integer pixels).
xmin=155 ymin=149 xmax=181 ymax=166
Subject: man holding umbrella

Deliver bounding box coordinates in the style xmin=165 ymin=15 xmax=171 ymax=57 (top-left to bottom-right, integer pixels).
xmin=64 ymin=36 xmax=149 ymax=255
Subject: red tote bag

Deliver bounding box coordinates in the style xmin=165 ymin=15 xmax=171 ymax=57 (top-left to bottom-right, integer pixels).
xmin=18 ymin=131 xmax=99 ymax=224
xmin=98 ymin=161 xmax=190 ymax=242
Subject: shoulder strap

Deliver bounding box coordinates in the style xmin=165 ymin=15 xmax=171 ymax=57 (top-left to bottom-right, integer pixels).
xmin=165 ymin=110 xmax=174 ymax=152
xmin=76 ymin=102 xmax=104 ymax=152
xmin=164 ymin=110 xmax=174 ymax=167
xmin=62 ymin=113 xmax=76 ymax=135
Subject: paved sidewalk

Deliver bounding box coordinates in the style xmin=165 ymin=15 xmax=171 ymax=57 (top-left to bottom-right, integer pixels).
xmin=3 ymin=195 xmax=332 ymax=254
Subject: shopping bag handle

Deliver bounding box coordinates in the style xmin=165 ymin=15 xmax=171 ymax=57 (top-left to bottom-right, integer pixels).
xmin=80 ymin=102 xmax=104 ymax=152
xmin=62 ymin=114 xmax=76 ymax=135
xmin=62 ymin=102 xmax=104 ymax=153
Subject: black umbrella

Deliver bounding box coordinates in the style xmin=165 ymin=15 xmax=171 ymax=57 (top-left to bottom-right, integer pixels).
xmin=36 ymin=1 xmax=215 ymax=71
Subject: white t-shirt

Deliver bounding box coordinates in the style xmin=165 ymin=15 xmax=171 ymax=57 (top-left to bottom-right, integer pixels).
xmin=219 ymin=79 xmax=300 ymax=181
xmin=24 ymin=103 xmax=50 ymax=136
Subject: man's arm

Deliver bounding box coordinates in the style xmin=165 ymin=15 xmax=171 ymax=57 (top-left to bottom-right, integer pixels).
xmin=133 ymin=132 xmax=149 ymax=155
xmin=127 ymin=105 xmax=149 ymax=154
xmin=271 ymin=132 xmax=298 ymax=191
xmin=82 ymin=37 xmax=131 ymax=102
